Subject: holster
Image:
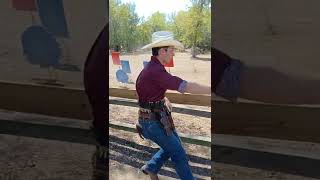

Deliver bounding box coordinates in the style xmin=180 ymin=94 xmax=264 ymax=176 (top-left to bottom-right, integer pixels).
xmin=160 ymin=105 xmax=175 ymax=136
xmin=159 ymin=112 xmax=172 ymax=136
xmin=136 ymin=99 xmax=176 ymax=138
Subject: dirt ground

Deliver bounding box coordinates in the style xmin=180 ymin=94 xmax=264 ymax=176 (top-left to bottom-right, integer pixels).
xmin=109 ymin=97 xmax=212 ymax=179
xmin=0 ymin=134 xmax=95 ymax=180
xmin=1 ymin=106 xmax=320 ymax=180
xmin=0 ymin=110 xmax=96 ymax=180
xmin=109 ymin=98 xmax=211 ymax=137
xmin=109 ymin=99 xmax=320 ymax=180
xmin=109 ymin=128 xmax=211 ymax=180
xmin=213 ymin=163 xmax=319 ymax=180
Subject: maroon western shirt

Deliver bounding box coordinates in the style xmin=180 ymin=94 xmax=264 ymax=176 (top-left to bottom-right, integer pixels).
xmin=136 ymin=56 xmax=186 ymax=104
xmin=212 ymin=48 xmax=232 ymax=92
xmin=83 ymin=25 xmax=107 ymax=129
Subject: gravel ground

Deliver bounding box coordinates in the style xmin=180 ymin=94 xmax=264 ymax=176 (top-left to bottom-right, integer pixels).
xmin=109 ymin=128 xmax=211 ymax=180
xmin=0 ymin=134 xmax=95 ymax=180
xmin=213 ymin=163 xmax=320 ymax=180
xmin=1 ymin=105 xmax=320 ymax=180
xmin=109 ymin=99 xmax=212 ymax=179
xmin=109 ymin=103 xmax=211 ymax=137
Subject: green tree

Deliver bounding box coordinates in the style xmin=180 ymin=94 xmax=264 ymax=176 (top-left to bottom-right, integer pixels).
xmin=188 ymin=0 xmax=211 ymax=57
xmin=135 ymin=12 xmax=168 ymax=49
xmin=145 ymin=12 xmax=167 ymax=33
xmin=109 ymin=0 xmax=211 ymax=54
xmin=109 ymin=0 xmax=140 ymax=52
xmin=169 ymin=0 xmax=211 ymax=57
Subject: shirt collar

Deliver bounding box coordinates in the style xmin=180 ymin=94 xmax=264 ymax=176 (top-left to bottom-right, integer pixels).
xmin=151 ymin=56 xmax=164 ymax=67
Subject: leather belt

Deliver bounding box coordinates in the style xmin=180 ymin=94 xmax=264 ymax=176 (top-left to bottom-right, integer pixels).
xmin=138 ymin=109 xmax=161 ymax=120
xmin=138 ymin=99 xmax=166 ymax=110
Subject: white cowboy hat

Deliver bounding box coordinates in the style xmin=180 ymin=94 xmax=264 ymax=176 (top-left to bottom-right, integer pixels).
xmin=141 ymin=31 xmax=184 ymax=50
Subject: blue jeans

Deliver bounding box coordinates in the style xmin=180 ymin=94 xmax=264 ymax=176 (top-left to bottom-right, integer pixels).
xmin=139 ymin=119 xmax=195 ymax=180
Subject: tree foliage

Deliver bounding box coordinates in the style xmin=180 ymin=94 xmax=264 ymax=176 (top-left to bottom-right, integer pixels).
xmin=109 ymin=0 xmax=211 ymax=56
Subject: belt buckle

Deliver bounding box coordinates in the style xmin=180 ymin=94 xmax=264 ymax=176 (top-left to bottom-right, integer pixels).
xmin=139 ymin=108 xmax=151 ymax=113
xmin=139 ymin=109 xmax=151 ymax=120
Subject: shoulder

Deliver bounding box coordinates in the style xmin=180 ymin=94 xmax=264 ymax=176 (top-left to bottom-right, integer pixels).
xmin=147 ymin=62 xmax=165 ymax=74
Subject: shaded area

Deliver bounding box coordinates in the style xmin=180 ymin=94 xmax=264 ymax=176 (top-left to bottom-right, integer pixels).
xmin=0 ymin=119 xmax=109 ymax=179
xmin=31 ymin=78 xmax=65 ymax=87
xmin=0 ymin=51 xmax=9 ymax=57
xmin=0 ymin=119 xmax=95 ymax=145
xmin=213 ymin=145 xmax=320 ymax=179
xmin=109 ymin=135 xmax=211 ymax=179
xmin=2 ymin=118 xmax=319 ymax=178
xmin=55 ymin=63 xmax=81 ymax=71
xmin=109 ymin=153 xmax=180 ymax=179
xmin=0 ymin=118 xmax=210 ymax=179
xmin=109 ymin=135 xmax=211 ymax=166
xmin=109 ymin=99 xmax=211 ymax=118
xmin=214 ymin=99 xmax=320 ymax=143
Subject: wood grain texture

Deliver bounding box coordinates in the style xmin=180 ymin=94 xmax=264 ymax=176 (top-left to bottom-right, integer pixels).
xmin=0 ymin=81 xmax=91 ymax=120
xmin=2 ymin=82 xmax=320 ymax=143
xmin=214 ymin=0 xmax=320 ymax=79
xmin=109 ymin=88 xmax=211 ymax=107
xmin=214 ymin=100 xmax=320 ymax=143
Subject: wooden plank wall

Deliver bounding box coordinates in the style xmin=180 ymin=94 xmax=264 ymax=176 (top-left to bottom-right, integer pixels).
xmin=2 ymin=81 xmax=320 ymax=143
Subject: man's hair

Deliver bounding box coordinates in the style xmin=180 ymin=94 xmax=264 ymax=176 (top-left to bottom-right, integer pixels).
xmin=114 ymin=45 xmax=120 ymax=52
xmin=152 ymin=46 xmax=169 ymax=56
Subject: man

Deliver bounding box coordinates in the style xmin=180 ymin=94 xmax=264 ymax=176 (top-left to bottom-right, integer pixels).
xmin=213 ymin=48 xmax=320 ymax=104
xmin=136 ymin=31 xmax=211 ymax=180
xmin=83 ymin=25 xmax=107 ymax=179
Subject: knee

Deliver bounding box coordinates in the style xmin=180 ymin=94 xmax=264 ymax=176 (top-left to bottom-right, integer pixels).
xmin=170 ymin=147 xmax=188 ymax=162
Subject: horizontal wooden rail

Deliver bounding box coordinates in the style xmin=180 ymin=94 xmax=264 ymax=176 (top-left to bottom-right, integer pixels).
xmin=109 ymin=121 xmax=211 ymax=147
xmin=214 ymin=100 xmax=320 ymax=143
xmin=109 ymin=88 xmax=211 ymax=107
xmin=109 ymin=97 xmax=211 ymax=118
xmin=0 ymin=81 xmax=91 ymax=120
xmin=2 ymin=81 xmax=320 ymax=143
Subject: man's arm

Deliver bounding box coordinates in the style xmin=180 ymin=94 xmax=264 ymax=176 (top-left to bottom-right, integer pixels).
xmin=213 ymin=48 xmax=320 ymax=105
xmin=184 ymin=82 xmax=211 ymax=95
xmin=239 ymin=65 xmax=320 ymax=105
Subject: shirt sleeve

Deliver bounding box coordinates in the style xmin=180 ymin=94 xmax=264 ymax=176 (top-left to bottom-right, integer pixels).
xmin=178 ymin=80 xmax=188 ymax=93
xmin=152 ymin=68 xmax=184 ymax=91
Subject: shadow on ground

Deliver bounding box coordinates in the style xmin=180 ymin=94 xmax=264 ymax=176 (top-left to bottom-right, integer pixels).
xmin=1 ymin=118 xmax=320 ymax=179
xmin=109 ymin=135 xmax=211 ymax=179
xmin=213 ymin=144 xmax=320 ymax=179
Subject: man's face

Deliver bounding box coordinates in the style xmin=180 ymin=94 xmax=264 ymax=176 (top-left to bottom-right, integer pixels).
xmin=161 ymin=46 xmax=175 ymax=64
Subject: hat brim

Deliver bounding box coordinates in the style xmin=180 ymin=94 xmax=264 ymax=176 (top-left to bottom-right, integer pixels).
xmin=141 ymin=39 xmax=184 ymax=50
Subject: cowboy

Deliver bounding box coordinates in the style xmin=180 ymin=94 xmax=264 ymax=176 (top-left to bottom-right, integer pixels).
xmin=136 ymin=31 xmax=211 ymax=180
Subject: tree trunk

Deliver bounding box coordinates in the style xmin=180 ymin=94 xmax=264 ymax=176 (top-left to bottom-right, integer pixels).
xmin=191 ymin=46 xmax=197 ymax=58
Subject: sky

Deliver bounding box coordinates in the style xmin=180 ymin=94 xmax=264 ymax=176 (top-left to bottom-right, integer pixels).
xmin=120 ymin=0 xmax=192 ymax=19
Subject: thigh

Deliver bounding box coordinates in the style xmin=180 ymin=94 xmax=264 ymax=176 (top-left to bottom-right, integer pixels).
xmin=145 ymin=122 xmax=186 ymax=156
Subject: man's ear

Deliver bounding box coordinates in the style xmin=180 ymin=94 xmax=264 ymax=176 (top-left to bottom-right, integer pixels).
xmin=160 ymin=48 xmax=166 ymax=55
